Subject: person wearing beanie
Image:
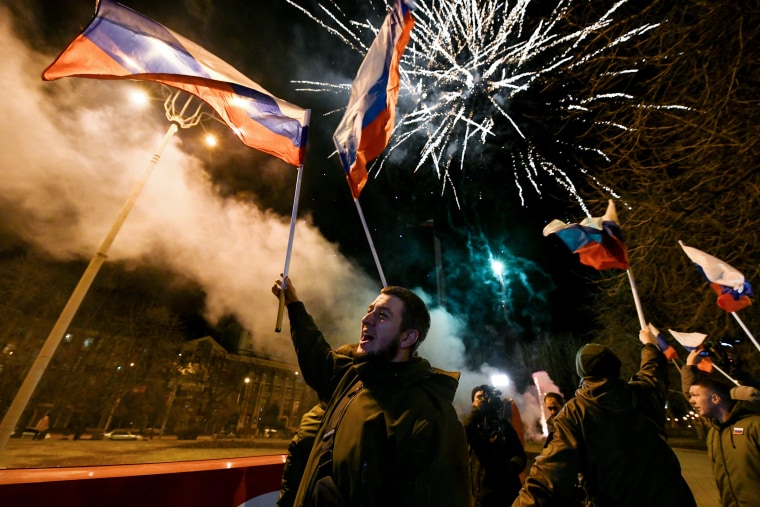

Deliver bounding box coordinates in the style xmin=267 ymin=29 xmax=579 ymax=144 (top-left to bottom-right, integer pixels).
xmin=513 ymin=328 xmax=696 ymax=507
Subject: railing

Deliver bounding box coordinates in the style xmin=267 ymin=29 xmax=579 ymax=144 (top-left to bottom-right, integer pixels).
xmin=0 ymin=454 xmax=286 ymax=507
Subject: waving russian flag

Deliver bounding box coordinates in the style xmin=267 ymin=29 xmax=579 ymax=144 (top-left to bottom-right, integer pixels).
xmin=333 ymin=0 xmax=414 ymax=198
xmin=648 ymin=324 xmax=678 ymax=360
xmin=42 ymin=0 xmax=308 ymax=166
xmin=679 ymin=241 xmax=753 ymax=312
xmin=668 ymin=329 xmax=713 ymax=373
xmin=543 ymin=200 xmax=630 ymax=271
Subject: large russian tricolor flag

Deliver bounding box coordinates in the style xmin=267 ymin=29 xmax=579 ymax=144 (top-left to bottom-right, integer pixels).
xmin=333 ymin=0 xmax=414 ymax=198
xmin=543 ymin=200 xmax=630 ymax=271
xmin=42 ymin=0 xmax=308 ymax=167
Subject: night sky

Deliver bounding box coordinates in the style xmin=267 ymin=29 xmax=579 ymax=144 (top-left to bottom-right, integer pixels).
xmin=0 ymin=0 xmax=662 ymax=409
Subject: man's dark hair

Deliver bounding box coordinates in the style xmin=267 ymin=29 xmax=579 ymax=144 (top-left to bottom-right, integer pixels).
xmin=380 ymin=286 xmax=430 ymax=351
xmin=544 ymin=392 xmax=564 ymax=405
xmin=693 ymin=377 xmax=732 ymax=402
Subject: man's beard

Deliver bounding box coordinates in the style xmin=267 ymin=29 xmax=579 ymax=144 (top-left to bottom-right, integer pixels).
xmin=356 ymin=334 xmax=403 ymax=362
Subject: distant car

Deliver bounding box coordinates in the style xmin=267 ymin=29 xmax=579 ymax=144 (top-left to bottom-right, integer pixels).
xmin=103 ymin=429 xmax=143 ymax=441
xmin=11 ymin=427 xmax=49 ymax=439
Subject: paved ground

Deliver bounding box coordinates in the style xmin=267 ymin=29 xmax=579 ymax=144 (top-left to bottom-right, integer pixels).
xmin=675 ymin=447 xmax=720 ymax=507
xmin=524 ymin=441 xmax=719 ymax=506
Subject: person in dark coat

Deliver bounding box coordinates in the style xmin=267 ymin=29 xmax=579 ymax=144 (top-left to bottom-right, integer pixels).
xmin=681 ymin=349 xmax=760 ymax=507
xmin=277 ymin=343 xmax=357 ymax=507
xmin=463 ymin=384 xmax=526 ymax=507
xmin=512 ymin=328 xmax=696 ymax=507
xmin=272 ymin=276 xmax=471 ymax=507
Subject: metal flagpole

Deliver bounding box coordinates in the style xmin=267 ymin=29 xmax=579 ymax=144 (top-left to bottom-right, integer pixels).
xmin=275 ymin=110 xmax=311 ymax=333
xmin=730 ymin=312 xmax=760 ymax=354
xmin=0 ymin=90 xmax=203 ymax=458
xmin=353 ymin=196 xmax=388 ymax=288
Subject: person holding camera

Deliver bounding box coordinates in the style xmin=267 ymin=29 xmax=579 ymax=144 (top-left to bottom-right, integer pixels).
xmin=463 ymin=384 xmax=527 ymax=507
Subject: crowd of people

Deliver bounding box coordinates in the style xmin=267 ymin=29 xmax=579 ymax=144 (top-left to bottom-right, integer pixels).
xmin=271 ymin=276 xmax=759 ymax=506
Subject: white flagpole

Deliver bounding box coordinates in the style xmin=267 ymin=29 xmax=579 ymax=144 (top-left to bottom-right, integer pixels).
xmin=0 ymin=122 xmax=179 ymax=457
xmin=672 ymin=359 xmax=740 ymax=387
xmin=626 ymin=267 xmax=647 ymax=329
xmin=712 ymin=363 xmax=741 ymax=386
xmin=275 ymin=111 xmax=310 ymax=333
xmin=730 ymin=312 xmax=760 ymax=354
xmin=353 ymin=196 xmax=388 ymax=288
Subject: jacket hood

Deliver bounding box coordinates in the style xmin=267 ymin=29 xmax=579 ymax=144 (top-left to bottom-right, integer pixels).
xmin=576 ymin=343 xmax=622 ymax=378
xmin=575 ymin=377 xmax=635 ymax=416
xmin=712 ymin=399 xmax=760 ymax=428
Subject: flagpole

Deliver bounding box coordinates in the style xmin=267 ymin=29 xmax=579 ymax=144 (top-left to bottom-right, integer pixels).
xmin=275 ymin=110 xmax=310 ymax=332
xmin=0 ymin=122 xmax=179 ymax=457
xmin=626 ymin=267 xmax=647 ymax=329
xmin=712 ymin=363 xmax=741 ymax=386
xmin=730 ymin=312 xmax=760 ymax=354
xmin=274 ymin=161 xmax=303 ymax=332
xmin=353 ymin=196 xmax=388 ymax=288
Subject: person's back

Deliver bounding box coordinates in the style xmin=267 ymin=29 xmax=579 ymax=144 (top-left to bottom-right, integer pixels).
xmin=513 ymin=334 xmax=695 ymax=507
xmin=556 ymin=377 xmax=689 ymax=505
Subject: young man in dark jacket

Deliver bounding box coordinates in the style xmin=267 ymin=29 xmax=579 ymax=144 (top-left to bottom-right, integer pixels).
xmin=682 ymin=350 xmax=760 ymax=506
xmin=512 ymin=328 xmax=696 ymax=507
xmin=272 ymin=276 xmax=471 ymax=507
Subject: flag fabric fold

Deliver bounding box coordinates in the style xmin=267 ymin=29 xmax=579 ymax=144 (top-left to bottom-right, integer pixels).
xmin=679 ymin=242 xmax=753 ymax=312
xmin=543 ymin=200 xmax=630 ymax=271
xmin=42 ymin=0 xmax=308 ymax=166
xmin=668 ymin=329 xmax=708 ymax=350
xmin=333 ymin=0 xmax=414 ymax=198
xmin=668 ymin=329 xmax=711 ymax=372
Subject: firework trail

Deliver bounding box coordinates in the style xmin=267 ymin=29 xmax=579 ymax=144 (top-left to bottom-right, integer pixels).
xmin=287 ymin=0 xmax=684 ymax=213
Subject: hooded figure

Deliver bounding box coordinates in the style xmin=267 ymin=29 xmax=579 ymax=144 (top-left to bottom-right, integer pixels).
xmin=513 ymin=333 xmax=696 ymax=507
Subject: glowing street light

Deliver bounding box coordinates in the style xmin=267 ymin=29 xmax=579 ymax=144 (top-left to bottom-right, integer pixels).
xmin=490 ymin=373 xmax=511 ymax=388
xmin=128 ymin=88 xmax=150 ymax=108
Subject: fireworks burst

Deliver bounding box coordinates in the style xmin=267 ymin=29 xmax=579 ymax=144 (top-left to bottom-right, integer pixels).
xmin=288 ymin=0 xmax=686 ymax=213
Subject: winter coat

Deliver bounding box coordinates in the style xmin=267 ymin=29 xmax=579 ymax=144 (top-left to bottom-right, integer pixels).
xmin=512 ymin=344 xmax=696 ymax=507
xmin=463 ymin=407 xmax=526 ymax=506
xmin=286 ymin=302 xmax=472 ymax=507
xmin=682 ymin=365 xmax=760 ymax=506
xmin=278 ymin=403 xmax=326 ymax=507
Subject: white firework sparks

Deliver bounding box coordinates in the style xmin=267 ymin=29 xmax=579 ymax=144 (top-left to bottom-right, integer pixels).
xmin=287 ymin=0 xmax=676 ymax=214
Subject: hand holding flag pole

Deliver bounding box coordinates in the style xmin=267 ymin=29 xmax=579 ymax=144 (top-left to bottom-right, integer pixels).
xmin=275 ymin=115 xmax=310 ymax=332
xmin=668 ymin=329 xmax=741 ymax=386
xmin=678 ymin=241 xmax=759 ymax=353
